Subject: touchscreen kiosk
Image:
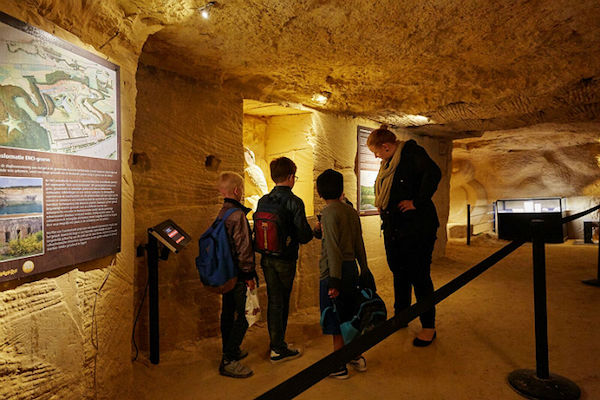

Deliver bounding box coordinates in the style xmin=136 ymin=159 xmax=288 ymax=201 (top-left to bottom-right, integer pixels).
xmin=149 ymin=219 xmax=191 ymax=253
xmin=146 ymin=219 xmax=191 ymax=364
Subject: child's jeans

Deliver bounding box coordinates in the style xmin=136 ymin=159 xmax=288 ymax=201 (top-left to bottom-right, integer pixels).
xmin=261 ymin=255 xmax=296 ymax=352
xmin=221 ymin=280 xmax=249 ymax=360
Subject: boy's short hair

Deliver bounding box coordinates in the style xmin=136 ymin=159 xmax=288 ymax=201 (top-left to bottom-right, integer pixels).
xmin=317 ymin=169 xmax=343 ymax=200
xmin=217 ymin=171 xmax=244 ymax=193
xmin=270 ymin=157 xmax=297 ymax=183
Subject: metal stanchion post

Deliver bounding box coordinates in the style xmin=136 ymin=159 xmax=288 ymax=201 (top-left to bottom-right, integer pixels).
xmin=508 ymin=220 xmax=581 ymax=399
xmin=147 ymin=231 xmax=160 ymax=364
xmin=582 ymin=213 xmax=600 ymax=287
xmin=467 ymin=204 xmax=471 ymax=246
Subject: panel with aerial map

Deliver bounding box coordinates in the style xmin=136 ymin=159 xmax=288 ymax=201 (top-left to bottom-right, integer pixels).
xmin=0 ymin=15 xmax=118 ymax=159
xmin=0 ymin=12 xmax=121 ymax=282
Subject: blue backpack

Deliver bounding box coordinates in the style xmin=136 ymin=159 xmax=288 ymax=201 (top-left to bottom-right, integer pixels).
xmin=321 ymin=288 xmax=387 ymax=344
xmin=195 ymin=208 xmax=238 ymax=293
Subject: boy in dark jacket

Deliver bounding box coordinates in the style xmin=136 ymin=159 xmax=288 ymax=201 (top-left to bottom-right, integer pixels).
xmin=257 ymin=157 xmax=313 ymax=362
xmin=216 ymin=172 xmax=257 ymax=378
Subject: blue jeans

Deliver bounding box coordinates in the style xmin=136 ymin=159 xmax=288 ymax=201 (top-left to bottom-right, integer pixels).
xmin=220 ymin=281 xmax=248 ymax=360
xmin=261 ymin=256 xmax=296 ymax=352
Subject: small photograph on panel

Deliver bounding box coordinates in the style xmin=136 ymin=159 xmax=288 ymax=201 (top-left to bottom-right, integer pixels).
xmin=0 ymin=176 xmax=44 ymax=262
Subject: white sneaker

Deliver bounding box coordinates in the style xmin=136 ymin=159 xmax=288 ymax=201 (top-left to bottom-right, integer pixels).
xmin=349 ymin=356 xmax=367 ymax=372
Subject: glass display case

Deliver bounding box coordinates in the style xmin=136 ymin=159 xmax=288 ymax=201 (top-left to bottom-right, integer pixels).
xmin=496 ymin=197 xmax=567 ymax=243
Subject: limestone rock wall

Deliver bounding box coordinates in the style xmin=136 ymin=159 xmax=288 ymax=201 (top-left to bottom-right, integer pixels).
xmin=449 ymin=123 xmax=600 ymax=238
xmin=265 ymin=114 xmax=315 ymax=216
xmin=0 ymin=3 xmax=138 ymax=400
xmin=132 ymin=64 xmax=244 ymax=352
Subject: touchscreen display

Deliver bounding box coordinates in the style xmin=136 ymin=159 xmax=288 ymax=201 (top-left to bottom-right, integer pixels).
xmin=164 ymin=226 xmax=185 ymax=244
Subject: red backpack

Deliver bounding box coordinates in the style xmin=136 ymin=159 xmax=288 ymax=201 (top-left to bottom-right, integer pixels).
xmin=253 ymin=195 xmax=290 ymax=256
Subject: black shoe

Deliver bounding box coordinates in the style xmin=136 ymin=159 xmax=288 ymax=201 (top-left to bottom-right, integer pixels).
xmin=413 ymin=331 xmax=436 ymax=347
xmin=328 ymin=365 xmax=349 ymax=380
xmin=270 ymin=347 xmax=302 ymax=363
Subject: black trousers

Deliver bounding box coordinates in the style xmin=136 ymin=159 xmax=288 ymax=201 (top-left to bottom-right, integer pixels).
xmin=383 ymin=230 xmax=436 ymax=329
xmin=261 ymin=256 xmax=296 ymax=352
xmin=221 ymin=280 xmax=248 ymax=360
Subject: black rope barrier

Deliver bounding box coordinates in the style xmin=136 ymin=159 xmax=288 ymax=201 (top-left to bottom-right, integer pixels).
xmin=256 ymin=239 xmax=525 ymax=400
xmin=561 ymin=203 xmax=600 ymax=224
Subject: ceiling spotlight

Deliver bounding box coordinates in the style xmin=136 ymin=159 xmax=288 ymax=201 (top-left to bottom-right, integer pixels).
xmin=312 ymin=92 xmax=330 ymax=105
xmin=199 ymin=1 xmax=216 ymax=19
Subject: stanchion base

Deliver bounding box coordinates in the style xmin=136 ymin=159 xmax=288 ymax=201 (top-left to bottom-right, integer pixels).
xmin=508 ymin=369 xmax=580 ymax=400
xmin=582 ymin=278 xmax=600 ymax=287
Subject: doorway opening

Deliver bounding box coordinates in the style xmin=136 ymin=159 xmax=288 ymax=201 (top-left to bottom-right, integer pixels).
xmin=242 ymin=100 xmax=315 ymax=216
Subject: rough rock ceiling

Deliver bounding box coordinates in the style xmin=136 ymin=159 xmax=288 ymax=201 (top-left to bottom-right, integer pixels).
xmin=16 ymin=0 xmax=600 ymax=138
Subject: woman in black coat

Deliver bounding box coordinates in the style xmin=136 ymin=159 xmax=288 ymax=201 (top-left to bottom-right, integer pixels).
xmin=368 ymin=125 xmax=441 ymax=346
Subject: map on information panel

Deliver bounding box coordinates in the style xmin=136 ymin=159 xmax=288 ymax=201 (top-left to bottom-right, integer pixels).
xmin=0 ymin=18 xmax=118 ymax=159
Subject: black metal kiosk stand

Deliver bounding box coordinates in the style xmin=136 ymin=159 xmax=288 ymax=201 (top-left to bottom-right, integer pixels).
xmin=146 ymin=220 xmax=191 ymax=365
xmin=508 ymin=220 xmax=581 ymax=400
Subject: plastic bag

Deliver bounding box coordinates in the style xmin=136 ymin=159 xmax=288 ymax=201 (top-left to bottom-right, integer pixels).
xmin=245 ymin=287 xmax=261 ymax=327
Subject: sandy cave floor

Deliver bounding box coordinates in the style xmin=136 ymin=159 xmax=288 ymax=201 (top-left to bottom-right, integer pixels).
xmin=133 ymin=239 xmax=600 ymax=400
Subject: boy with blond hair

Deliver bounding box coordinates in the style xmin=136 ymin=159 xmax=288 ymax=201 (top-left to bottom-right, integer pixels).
xmin=215 ymin=172 xmax=257 ymax=378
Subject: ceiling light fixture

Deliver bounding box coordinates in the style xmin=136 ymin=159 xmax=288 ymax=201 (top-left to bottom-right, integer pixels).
xmin=312 ymin=92 xmax=330 ymax=105
xmin=199 ymin=1 xmax=216 ymax=19
xmin=406 ymin=114 xmax=434 ymax=126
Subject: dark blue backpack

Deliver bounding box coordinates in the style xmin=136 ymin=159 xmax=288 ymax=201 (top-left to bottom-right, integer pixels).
xmin=321 ymin=288 xmax=387 ymax=344
xmin=195 ymin=208 xmax=238 ymax=293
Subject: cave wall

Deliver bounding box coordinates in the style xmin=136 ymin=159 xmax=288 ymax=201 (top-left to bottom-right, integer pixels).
xmin=132 ymin=64 xmax=244 ymax=352
xmin=449 ymin=123 xmax=600 ymax=238
xmin=265 ymin=114 xmax=315 ymax=216
xmin=0 ymin=3 xmax=140 ymax=400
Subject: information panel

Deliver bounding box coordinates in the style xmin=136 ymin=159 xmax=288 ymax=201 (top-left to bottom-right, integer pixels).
xmin=356 ymin=126 xmax=380 ymax=215
xmin=0 ymin=12 xmax=121 ymax=282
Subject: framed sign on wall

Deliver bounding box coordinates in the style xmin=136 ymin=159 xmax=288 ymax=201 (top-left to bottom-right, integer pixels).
xmin=0 ymin=12 xmax=121 ymax=282
xmin=356 ymin=126 xmax=380 ymax=216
